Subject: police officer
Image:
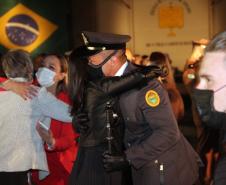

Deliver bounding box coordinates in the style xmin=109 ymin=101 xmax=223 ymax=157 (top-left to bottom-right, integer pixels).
xmin=68 ymin=31 xmax=167 ymax=185
xmin=80 ymin=31 xmax=201 ymax=185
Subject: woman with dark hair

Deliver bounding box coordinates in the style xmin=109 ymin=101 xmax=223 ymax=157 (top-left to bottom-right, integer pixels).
xmin=67 ymin=48 xmax=164 ymax=185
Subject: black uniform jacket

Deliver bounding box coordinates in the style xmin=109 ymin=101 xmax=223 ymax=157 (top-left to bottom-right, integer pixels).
xmin=79 ymin=70 xmax=146 ymax=151
xmin=119 ymin=63 xmax=201 ymax=185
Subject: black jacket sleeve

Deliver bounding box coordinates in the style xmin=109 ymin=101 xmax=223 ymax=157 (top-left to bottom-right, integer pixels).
xmin=96 ymin=71 xmax=146 ymax=97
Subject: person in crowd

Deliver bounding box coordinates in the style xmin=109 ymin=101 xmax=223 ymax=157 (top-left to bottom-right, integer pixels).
xmin=139 ymin=55 xmax=149 ymax=66
xmin=183 ymin=40 xmax=206 ymax=137
xmin=184 ymin=39 xmax=219 ymax=185
xmin=72 ymin=31 xmax=201 ymax=185
xmin=133 ymin=54 xmax=142 ymax=65
xmin=0 ymin=49 xmax=72 ymax=185
xmin=125 ymin=48 xmax=135 ymax=62
xmin=150 ymin=51 xmax=184 ymax=121
xmin=68 ymin=38 xmax=166 ymax=185
xmin=192 ymin=31 xmax=226 ymax=185
xmin=31 ymin=54 xmax=79 ymax=185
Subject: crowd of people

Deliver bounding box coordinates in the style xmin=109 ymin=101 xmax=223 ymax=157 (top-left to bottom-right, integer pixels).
xmin=0 ymin=30 xmax=226 ymax=185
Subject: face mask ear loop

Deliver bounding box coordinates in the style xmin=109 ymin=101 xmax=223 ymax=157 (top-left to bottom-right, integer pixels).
xmin=215 ymin=84 xmax=226 ymax=93
xmin=88 ymin=50 xmax=118 ymax=68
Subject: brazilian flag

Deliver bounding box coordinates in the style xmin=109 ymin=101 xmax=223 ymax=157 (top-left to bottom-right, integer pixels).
xmin=0 ymin=0 xmax=70 ymax=55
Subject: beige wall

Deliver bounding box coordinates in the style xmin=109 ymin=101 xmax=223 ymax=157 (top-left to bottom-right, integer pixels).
xmin=96 ymin=0 xmax=133 ymax=49
xmin=93 ymin=0 xmax=226 ymax=70
xmin=211 ymin=0 xmax=226 ymax=36
xmin=132 ymin=0 xmax=210 ymax=70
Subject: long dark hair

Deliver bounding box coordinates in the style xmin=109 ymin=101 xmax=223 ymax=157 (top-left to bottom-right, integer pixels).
xmin=68 ymin=50 xmax=88 ymax=116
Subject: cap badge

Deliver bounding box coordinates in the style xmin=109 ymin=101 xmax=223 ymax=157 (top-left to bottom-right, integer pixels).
xmin=145 ymin=90 xmax=160 ymax=107
xmin=81 ymin=33 xmax=89 ymax=45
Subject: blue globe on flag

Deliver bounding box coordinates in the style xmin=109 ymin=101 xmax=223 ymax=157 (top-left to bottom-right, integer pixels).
xmin=6 ymin=14 xmax=39 ymax=46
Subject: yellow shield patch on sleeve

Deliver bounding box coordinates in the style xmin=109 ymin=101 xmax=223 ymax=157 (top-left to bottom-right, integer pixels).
xmin=145 ymin=90 xmax=160 ymax=107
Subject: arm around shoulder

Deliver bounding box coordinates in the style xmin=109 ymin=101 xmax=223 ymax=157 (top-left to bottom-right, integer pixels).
xmin=37 ymin=88 xmax=72 ymax=122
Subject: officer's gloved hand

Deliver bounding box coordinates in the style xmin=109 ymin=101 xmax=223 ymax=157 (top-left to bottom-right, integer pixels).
xmin=137 ymin=64 xmax=168 ymax=80
xmin=102 ymin=152 xmax=130 ymax=172
xmin=72 ymin=112 xmax=89 ymax=134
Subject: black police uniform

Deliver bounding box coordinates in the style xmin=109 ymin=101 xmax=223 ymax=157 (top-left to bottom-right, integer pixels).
xmin=119 ymin=63 xmax=201 ymax=185
xmin=69 ymin=66 xmax=157 ymax=185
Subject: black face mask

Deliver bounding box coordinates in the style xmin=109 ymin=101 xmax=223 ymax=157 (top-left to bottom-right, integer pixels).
xmin=87 ymin=50 xmax=118 ymax=81
xmin=191 ymin=88 xmax=226 ymax=129
xmin=87 ymin=65 xmax=104 ymax=81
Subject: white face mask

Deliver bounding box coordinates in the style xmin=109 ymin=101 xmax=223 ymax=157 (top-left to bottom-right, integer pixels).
xmin=36 ymin=67 xmax=56 ymax=87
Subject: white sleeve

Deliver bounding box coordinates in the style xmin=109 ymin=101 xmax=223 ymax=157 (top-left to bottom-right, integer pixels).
xmin=37 ymin=88 xmax=72 ymax=122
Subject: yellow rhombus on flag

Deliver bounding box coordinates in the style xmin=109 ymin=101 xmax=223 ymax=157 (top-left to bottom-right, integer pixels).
xmin=0 ymin=3 xmax=58 ymax=52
